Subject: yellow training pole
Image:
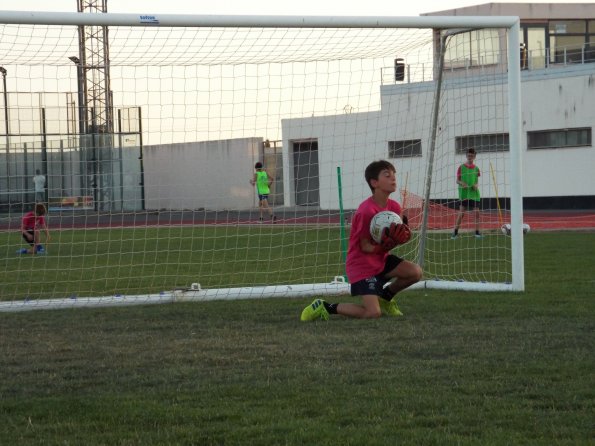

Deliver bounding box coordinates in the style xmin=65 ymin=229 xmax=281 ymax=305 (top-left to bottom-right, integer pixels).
xmin=489 ymin=161 xmax=503 ymax=226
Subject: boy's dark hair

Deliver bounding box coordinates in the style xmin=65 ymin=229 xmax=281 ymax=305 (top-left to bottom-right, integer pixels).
xmin=365 ymin=160 xmax=396 ymax=192
xmin=467 ymin=148 xmax=476 ymax=155
xmin=254 ymin=162 xmax=263 ymax=169
xmin=34 ymin=203 xmax=47 ymax=216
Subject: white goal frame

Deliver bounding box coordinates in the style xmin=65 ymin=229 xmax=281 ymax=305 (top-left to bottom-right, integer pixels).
xmin=0 ymin=11 xmax=524 ymax=311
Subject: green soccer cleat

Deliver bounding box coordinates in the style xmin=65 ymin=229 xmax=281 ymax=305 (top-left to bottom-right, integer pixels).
xmin=300 ymin=298 xmax=330 ymax=322
xmin=379 ymin=298 xmax=404 ymax=317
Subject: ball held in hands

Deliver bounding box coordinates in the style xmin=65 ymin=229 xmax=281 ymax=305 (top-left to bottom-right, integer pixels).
xmin=370 ymin=211 xmax=411 ymax=250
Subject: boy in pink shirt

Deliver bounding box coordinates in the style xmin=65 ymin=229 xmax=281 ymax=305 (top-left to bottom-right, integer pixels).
xmin=301 ymin=160 xmax=422 ymax=321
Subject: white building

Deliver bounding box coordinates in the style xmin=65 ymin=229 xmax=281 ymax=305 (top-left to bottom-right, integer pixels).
xmin=280 ymin=3 xmax=595 ymax=211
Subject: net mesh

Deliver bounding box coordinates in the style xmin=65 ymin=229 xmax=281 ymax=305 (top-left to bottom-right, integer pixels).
xmin=0 ymin=20 xmax=516 ymax=305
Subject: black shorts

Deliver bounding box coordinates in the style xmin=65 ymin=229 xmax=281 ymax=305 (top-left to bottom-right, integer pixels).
xmin=350 ymin=255 xmax=404 ymax=297
xmin=22 ymin=230 xmax=34 ymax=245
xmin=459 ymin=199 xmax=480 ymax=210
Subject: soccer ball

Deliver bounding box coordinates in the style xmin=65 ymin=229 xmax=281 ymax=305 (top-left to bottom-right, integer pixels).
xmin=500 ymin=223 xmax=531 ymax=235
xmin=370 ymin=211 xmax=402 ymax=243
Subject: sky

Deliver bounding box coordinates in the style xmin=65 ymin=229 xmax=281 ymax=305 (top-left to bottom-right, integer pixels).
xmin=1 ymin=0 xmax=592 ymax=146
xmin=0 ymin=0 xmax=592 ymax=17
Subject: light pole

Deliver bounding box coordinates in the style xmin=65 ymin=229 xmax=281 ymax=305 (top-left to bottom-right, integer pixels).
xmin=0 ymin=66 xmax=10 ymax=205
xmin=69 ymin=56 xmax=93 ymax=208
xmin=68 ymin=57 xmax=85 ymax=135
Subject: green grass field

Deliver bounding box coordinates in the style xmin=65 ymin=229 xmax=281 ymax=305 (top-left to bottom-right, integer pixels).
xmin=0 ymin=232 xmax=594 ymax=445
xmin=1 ymin=226 xmax=347 ymax=300
xmin=1 ymin=225 xmax=513 ymax=301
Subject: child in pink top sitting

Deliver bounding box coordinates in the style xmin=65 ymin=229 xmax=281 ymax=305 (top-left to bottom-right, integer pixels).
xmin=301 ymin=160 xmax=422 ymax=321
xmin=18 ymin=203 xmax=51 ymax=255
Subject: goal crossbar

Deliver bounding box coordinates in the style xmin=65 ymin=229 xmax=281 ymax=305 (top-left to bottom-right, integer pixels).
xmin=0 ymin=11 xmax=519 ymax=29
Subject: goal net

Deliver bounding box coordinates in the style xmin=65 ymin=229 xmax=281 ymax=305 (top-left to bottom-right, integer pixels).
xmin=0 ymin=12 xmax=523 ymax=311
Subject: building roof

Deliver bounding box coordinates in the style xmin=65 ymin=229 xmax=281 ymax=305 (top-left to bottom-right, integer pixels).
xmin=422 ymin=3 xmax=595 ymax=19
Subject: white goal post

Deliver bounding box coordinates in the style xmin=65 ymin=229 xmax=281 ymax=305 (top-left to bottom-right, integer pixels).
xmin=0 ymin=11 xmax=523 ymax=311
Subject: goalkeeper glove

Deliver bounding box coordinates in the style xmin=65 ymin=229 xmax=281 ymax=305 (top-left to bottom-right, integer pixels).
xmin=386 ymin=222 xmax=412 ymax=245
xmin=379 ymin=228 xmax=398 ymax=251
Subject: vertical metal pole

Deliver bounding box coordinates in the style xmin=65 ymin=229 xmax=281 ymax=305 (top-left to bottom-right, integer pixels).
xmin=417 ymin=33 xmax=447 ymax=269
xmin=1 ymin=68 xmax=10 ymax=205
xmin=59 ymin=139 xmax=65 ymax=199
xmin=117 ymin=108 xmax=124 ymax=211
xmin=69 ymin=56 xmax=87 ymax=202
xmin=41 ymin=108 xmax=48 ymax=204
xmin=507 ymin=20 xmax=525 ymax=291
xmin=23 ymin=143 xmax=28 ymax=205
xmin=91 ymin=108 xmax=99 ymax=212
xmin=336 ymin=166 xmax=348 ymax=278
xmin=137 ymin=107 xmax=145 ymax=211
xmin=76 ymin=64 xmax=86 ymax=135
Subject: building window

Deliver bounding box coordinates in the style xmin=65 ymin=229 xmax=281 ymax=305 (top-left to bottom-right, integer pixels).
xmin=549 ymin=20 xmax=595 ymax=63
xmin=444 ymin=29 xmax=500 ymax=69
xmin=388 ymin=139 xmax=422 ymax=158
xmin=527 ymin=128 xmax=592 ymax=149
xmin=455 ymin=133 xmax=509 ymax=154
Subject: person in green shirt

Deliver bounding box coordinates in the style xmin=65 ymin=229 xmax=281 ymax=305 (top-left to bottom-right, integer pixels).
xmin=250 ymin=162 xmax=277 ymax=223
xmin=452 ymin=148 xmax=482 ymax=239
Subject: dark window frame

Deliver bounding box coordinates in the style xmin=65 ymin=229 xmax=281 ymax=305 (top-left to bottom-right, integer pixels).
xmin=527 ymin=127 xmax=592 ymax=150
xmin=388 ymin=139 xmax=422 ymax=158
xmin=455 ymin=133 xmax=510 ymax=154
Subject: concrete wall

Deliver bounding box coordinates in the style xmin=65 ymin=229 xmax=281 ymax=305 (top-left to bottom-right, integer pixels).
xmin=522 ymin=68 xmax=595 ymax=199
xmin=143 ymin=137 xmax=262 ymax=210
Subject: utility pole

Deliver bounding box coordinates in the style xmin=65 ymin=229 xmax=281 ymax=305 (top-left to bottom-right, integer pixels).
xmin=76 ymin=0 xmax=114 ymax=211
xmin=0 ymin=66 xmax=10 ymax=205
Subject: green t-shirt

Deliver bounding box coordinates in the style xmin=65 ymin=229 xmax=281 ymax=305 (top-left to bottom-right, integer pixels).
xmin=255 ymin=170 xmax=270 ymax=195
xmin=458 ymin=164 xmax=480 ymax=201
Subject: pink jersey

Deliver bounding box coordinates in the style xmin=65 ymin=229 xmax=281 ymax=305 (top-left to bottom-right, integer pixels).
xmin=345 ymin=196 xmax=402 ymax=283
xmin=22 ymin=211 xmax=46 ymax=230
